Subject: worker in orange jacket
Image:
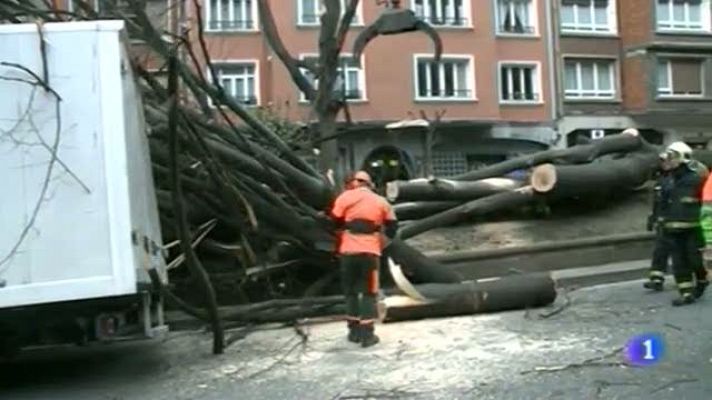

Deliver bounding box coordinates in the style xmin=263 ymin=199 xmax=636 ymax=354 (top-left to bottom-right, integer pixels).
xmin=331 ymin=171 xmax=398 ymax=347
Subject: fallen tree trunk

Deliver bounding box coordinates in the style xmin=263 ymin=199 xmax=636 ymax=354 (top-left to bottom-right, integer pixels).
xmin=382 ymin=273 xmax=557 ymax=322
xmin=531 ymin=151 xmax=659 ymax=200
xmin=393 ymin=201 xmax=461 ymax=221
xmin=386 ymin=239 xmax=463 ymax=283
xmin=386 ymin=177 xmax=522 ymax=202
xmin=451 ymin=130 xmax=643 ymax=182
xmin=399 ymin=187 xmax=536 ymax=240
xmin=168 ymin=272 xmax=555 ymax=324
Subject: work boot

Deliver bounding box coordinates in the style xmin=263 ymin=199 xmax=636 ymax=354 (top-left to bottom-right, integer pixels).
xmin=346 ymin=320 xmax=360 ymax=343
xmin=360 ymin=323 xmax=380 ymax=348
xmin=643 ymin=280 xmax=664 ymax=291
xmin=694 ymin=280 xmax=709 ymax=299
xmin=672 ymin=293 xmax=696 ymax=307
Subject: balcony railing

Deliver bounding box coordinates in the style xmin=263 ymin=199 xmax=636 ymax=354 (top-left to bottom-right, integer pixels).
xmin=419 ymin=88 xmax=472 ymax=99
xmin=498 ymin=24 xmax=535 ymax=34
xmin=207 ymin=19 xmax=255 ymax=31
xmin=502 ymin=92 xmax=540 ymax=102
xmin=227 ymin=95 xmax=258 ymax=105
xmin=336 ymin=89 xmax=363 ymax=100
xmin=415 ymin=15 xmax=469 ymax=27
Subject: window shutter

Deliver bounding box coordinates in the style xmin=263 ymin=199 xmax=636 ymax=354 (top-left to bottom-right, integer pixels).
xmin=671 ymin=59 xmax=702 ymax=94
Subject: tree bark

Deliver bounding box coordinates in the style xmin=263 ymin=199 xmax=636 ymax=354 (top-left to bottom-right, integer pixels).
xmin=451 ymin=130 xmax=643 ymax=182
xmin=167 ymin=54 xmax=224 ymax=354
xmin=393 ymin=201 xmax=461 ymax=221
xmin=387 ymin=177 xmax=522 ymax=202
xmin=382 ymin=273 xmax=556 ymax=323
xmin=399 ymin=187 xmax=536 ymax=240
xmin=385 ymin=238 xmax=463 ymax=283
xmin=531 ymin=151 xmax=659 ymax=200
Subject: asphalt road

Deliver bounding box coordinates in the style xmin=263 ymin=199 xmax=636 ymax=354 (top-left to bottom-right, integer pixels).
xmin=3 ymin=280 xmax=712 ymax=400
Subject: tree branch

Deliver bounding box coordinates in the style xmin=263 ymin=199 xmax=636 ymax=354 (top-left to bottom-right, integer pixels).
xmin=256 ymin=0 xmax=316 ymax=100
xmin=167 ymin=48 xmax=225 ymax=354
xmin=336 ymin=0 xmax=360 ymax=52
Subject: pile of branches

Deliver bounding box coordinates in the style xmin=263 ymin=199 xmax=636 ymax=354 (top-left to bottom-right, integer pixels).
xmin=388 ymin=130 xmax=661 ymax=239
xmin=1 ymin=0 xmax=472 ymax=352
xmin=0 ymin=1 xmax=660 ymax=354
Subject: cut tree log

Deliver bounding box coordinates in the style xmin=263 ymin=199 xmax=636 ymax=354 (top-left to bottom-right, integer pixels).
xmin=382 ymin=273 xmax=557 ymax=322
xmin=386 ymin=177 xmax=522 ymax=202
xmin=398 ymin=187 xmax=536 ymax=240
xmin=451 ymin=130 xmax=643 ymax=182
xmin=393 ymin=201 xmax=461 ymax=221
xmin=167 ymin=273 xmax=556 ymax=325
xmin=385 ymin=239 xmax=463 ymax=283
xmin=531 ymin=151 xmax=659 ymax=200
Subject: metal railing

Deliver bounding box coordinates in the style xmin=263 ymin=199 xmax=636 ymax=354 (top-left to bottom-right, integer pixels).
xmin=207 ymin=19 xmax=255 ymax=31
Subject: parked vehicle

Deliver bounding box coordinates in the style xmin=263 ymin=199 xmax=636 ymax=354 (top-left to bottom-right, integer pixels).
xmin=0 ymin=20 xmax=167 ymax=356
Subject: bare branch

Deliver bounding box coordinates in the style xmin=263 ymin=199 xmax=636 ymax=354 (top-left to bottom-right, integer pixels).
xmin=167 ymin=48 xmax=225 ymax=354
xmin=256 ymin=0 xmax=316 ymax=100
xmin=0 ymin=65 xmax=63 ymax=274
xmin=336 ymin=0 xmax=360 ymax=52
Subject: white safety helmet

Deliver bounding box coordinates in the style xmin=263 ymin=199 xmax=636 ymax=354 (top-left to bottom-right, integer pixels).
xmin=661 ymin=141 xmax=693 ymax=163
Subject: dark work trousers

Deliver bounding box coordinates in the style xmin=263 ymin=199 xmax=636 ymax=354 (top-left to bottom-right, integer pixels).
xmin=340 ymin=253 xmax=380 ymax=322
xmin=667 ymin=228 xmax=707 ymax=296
xmin=649 ymin=229 xmax=672 ymax=283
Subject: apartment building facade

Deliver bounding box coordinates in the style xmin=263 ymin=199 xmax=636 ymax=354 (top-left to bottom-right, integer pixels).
xmin=188 ymin=0 xmax=556 ymax=178
xmin=49 ymin=0 xmax=712 ymax=178
xmin=553 ymin=0 xmax=712 ymax=148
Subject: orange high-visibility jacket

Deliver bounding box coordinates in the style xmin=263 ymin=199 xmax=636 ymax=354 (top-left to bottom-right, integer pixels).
xmin=331 ymin=187 xmax=396 ymax=256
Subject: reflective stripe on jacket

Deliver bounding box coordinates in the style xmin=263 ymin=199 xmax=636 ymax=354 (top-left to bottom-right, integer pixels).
xmin=660 ymin=164 xmax=703 ymax=230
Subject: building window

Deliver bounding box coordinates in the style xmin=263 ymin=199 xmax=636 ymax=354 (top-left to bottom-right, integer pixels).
xmin=415 ymin=56 xmax=474 ymax=100
xmin=433 ymin=152 xmax=468 ymax=177
xmin=205 ymin=0 xmax=256 ymax=31
xmin=211 ymin=63 xmax=258 ymax=105
xmin=300 ymin=56 xmax=366 ymax=101
xmin=298 ymin=0 xmax=362 ymax=26
xmin=657 ymin=58 xmax=704 ymax=97
xmin=499 ymin=63 xmax=540 ymax=102
xmin=496 ymin=0 xmax=536 ymax=34
xmin=563 ymin=58 xmax=615 ymax=99
xmin=412 ymin=0 xmax=469 ymax=27
xmin=560 ymin=0 xmax=616 ymax=33
xmin=68 ymin=0 xmax=127 ymax=14
xmin=657 ymin=0 xmax=711 ymax=32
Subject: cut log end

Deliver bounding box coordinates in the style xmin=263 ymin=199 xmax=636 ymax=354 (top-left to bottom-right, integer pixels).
xmin=621 ymin=128 xmax=640 ymax=137
xmin=530 ymin=163 xmax=558 ymax=193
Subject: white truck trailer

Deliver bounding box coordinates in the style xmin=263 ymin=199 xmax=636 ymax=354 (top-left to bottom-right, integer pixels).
xmin=0 ymin=20 xmax=167 ymax=354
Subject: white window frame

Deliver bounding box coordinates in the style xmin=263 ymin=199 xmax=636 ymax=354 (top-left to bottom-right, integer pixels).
xmin=297 ymin=0 xmax=364 ymax=27
xmin=67 ymin=0 xmax=100 ymax=12
xmin=410 ymin=0 xmax=473 ymax=28
xmin=206 ymin=60 xmax=260 ymax=106
xmin=498 ymin=61 xmax=543 ymax=104
xmin=656 ymin=58 xmax=705 ymax=98
xmin=560 ymin=0 xmax=618 ymax=34
xmin=204 ymin=0 xmax=259 ymax=32
xmin=563 ymin=58 xmax=616 ymax=100
xmin=298 ymin=54 xmax=368 ymax=102
xmin=656 ymin=0 xmax=712 ymax=33
xmin=495 ymin=0 xmax=539 ymax=36
xmin=413 ymin=54 xmax=476 ymax=102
